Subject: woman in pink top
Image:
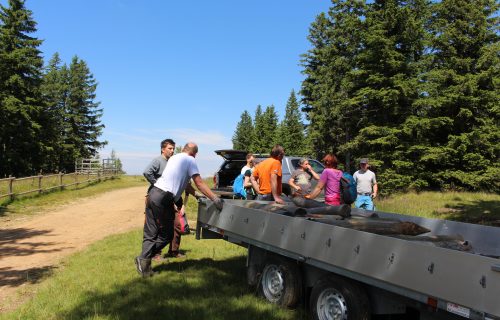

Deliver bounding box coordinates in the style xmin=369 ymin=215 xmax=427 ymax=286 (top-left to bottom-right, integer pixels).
xmin=306 ymin=154 xmax=343 ymax=205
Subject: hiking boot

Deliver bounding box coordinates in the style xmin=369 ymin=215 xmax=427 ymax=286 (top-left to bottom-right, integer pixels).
xmin=167 ymin=251 xmax=186 ymax=258
xmin=152 ymin=254 xmax=168 ymax=262
xmin=135 ymin=256 xmax=154 ymax=277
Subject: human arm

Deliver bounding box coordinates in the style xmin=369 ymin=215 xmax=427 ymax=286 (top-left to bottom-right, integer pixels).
xmin=305 ymin=180 xmax=325 ymax=200
xmin=288 ymin=176 xmax=301 ymax=193
xmin=143 ymin=158 xmax=161 ymax=185
xmin=306 ymin=164 xmax=320 ymax=180
xmin=250 ymin=175 xmax=260 ymax=194
xmin=192 ymin=174 xmax=223 ymax=209
xmin=372 ymin=183 xmax=378 ymax=198
xmin=271 ymin=173 xmax=284 ymax=204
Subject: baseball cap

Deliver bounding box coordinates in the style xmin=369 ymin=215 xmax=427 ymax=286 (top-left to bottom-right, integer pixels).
xmin=360 ymin=158 xmax=369 ymax=164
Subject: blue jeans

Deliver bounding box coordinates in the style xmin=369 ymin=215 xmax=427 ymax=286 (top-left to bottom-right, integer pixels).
xmin=355 ymin=195 xmax=374 ymax=210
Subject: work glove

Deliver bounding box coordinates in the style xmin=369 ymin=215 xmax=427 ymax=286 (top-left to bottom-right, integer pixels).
xmin=213 ymin=197 xmax=223 ymax=211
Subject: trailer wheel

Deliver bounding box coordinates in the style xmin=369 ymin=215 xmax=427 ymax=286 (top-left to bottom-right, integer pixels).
xmin=259 ymin=257 xmax=301 ymax=308
xmin=310 ymin=276 xmax=370 ymax=320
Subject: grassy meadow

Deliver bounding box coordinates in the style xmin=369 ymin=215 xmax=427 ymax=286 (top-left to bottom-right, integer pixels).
xmin=0 ymin=175 xmax=498 ymax=319
xmin=0 ymin=231 xmax=301 ymax=320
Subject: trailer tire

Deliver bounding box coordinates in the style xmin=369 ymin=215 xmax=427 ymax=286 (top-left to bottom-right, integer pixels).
xmin=259 ymin=257 xmax=302 ymax=308
xmin=310 ymin=276 xmax=370 ymax=320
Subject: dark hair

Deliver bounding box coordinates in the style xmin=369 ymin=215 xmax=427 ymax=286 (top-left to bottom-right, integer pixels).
xmin=246 ymin=153 xmax=254 ymax=160
xmin=322 ymin=154 xmax=338 ymax=168
xmin=161 ymin=139 xmax=175 ymax=149
xmin=270 ymin=145 xmax=285 ymax=158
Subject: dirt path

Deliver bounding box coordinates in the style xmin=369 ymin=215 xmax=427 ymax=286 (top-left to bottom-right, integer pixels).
xmin=0 ymin=186 xmax=145 ymax=312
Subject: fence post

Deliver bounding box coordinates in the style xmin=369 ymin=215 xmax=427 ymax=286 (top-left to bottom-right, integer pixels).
xmin=98 ymin=170 xmax=101 ymax=182
xmin=9 ymin=176 xmax=14 ymax=201
xmin=59 ymin=173 xmax=64 ymax=191
xmin=38 ymin=175 xmax=43 ymax=194
xmin=75 ymin=172 xmax=78 ymax=187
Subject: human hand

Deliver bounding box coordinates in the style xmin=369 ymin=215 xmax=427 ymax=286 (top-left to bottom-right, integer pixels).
xmin=372 ymin=193 xmax=377 ymax=199
xmin=213 ymin=197 xmax=223 ymax=210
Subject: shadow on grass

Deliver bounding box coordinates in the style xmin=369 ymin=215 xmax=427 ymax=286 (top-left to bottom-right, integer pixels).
xmin=432 ymin=199 xmax=500 ymax=226
xmin=60 ymin=256 xmax=301 ymax=320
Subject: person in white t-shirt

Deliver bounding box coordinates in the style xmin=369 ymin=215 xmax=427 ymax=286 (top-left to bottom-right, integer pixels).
xmin=135 ymin=142 xmax=223 ymax=277
xmin=353 ymin=158 xmax=378 ymax=210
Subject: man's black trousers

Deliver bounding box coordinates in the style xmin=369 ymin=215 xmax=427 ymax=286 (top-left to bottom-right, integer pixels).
xmin=140 ymin=187 xmax=175 ymax=259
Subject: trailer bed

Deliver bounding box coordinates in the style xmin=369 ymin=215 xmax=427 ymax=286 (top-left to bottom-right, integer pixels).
xmin=196 ymin=199 xmax=500 ymax=319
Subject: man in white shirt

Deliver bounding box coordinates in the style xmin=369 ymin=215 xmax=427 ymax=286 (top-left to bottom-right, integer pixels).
xmin=135 ymin=142 xmax=223 ymax=277
xmin=353 ymin=158 xmax=378 ymax=210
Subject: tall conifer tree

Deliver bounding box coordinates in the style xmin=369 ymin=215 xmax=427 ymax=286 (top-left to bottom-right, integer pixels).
xmin=412 ymin=0 xmax=500 ymax=191
xmin=0 ymin=0 xmax=44 ymax=176
xmin=277 ymin=90 xmax=307 ymax=155
xmin=232 ymin=110 xmax=254 ymax=151
xmin=64 ymin=56 xmax=106 ymax=171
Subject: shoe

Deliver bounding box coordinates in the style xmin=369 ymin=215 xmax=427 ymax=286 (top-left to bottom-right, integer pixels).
xmin=167 ymin=251 xmax=186 ymax=258
xmin=152 ymin=254 xmax=168 ymax=262
xmin=135 ymin=256 xmax=154 ymax=277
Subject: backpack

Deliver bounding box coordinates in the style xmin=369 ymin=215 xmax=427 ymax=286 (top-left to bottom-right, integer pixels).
xmin=340 ymin=172 xmax=357 ymax=205
xmin=232 ymin=174 xmax=247 ymax=199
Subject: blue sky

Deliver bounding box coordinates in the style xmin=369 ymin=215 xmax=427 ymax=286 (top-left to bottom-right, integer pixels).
xmin=11 ymin=0 xmax=332 ymax=176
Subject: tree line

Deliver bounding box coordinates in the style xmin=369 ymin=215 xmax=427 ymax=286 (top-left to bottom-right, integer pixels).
xmin=0 ymin=0 xmax=106 ymax=177
xmin=232 ymin=90 xmax=311 ymax=157
xmin=234 ymin=0 xmax=499 ymax=194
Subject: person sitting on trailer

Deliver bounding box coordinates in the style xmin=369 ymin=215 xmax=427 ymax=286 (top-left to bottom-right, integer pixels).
xmin=250 ymin=144 xmax=286 ymax=204
xmin=306 ymin=154 xmax=343 ymax=205
xmin=289 ymin=158 xmax=320 ymax=197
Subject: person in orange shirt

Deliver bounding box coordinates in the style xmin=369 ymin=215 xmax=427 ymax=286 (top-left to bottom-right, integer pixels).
xmin=251 ymin=145 xmax=285 ymax=204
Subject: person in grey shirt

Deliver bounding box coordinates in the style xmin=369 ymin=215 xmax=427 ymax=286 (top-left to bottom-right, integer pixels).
xmin=143 ymin=138 xmax=176 ymax=192
xmin=353 ymin=158 xmax=378 ymax=210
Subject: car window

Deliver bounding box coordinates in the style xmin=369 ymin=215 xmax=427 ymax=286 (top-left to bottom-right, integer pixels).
xmin=309 ymin=160 xmax=324 ymax=174
xmin=223 ymin=161 xmax=243 ymax=170
xmin=290 ymin=158 xmax=324 ymax=174
xmin=290 ymin=159 xmax=300 ymax=170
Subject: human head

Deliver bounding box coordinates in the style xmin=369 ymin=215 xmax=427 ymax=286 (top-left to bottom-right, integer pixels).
xmin=182 ymin=142 xmax=198 ymax=157
xmin=298 ymin=158 xmax=309 ymax=169
xmin=160 ymin=138 xmax=176 ymax=158
xmin=359 ymin=158 xmax=369 ymax=170
xmin=322 ymin=154 xmax=338 ymax=169
xmin=246 ymin=153 xmax=255 ymax=167
xmin=270 ymin=144 xmax=285 ymax=160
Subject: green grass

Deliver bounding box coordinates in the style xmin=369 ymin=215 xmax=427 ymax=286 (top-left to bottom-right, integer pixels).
xmin=0 ymin=231 xmax=303 ymax=320
xmin=376 ymin=191 xmax=500 ymax=225
xmin=0 ymin=175 xmax=147 ymax=221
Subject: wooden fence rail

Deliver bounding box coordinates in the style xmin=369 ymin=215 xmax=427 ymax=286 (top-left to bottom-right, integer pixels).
xmin=0 ymin=170 xmax=119 ymax=201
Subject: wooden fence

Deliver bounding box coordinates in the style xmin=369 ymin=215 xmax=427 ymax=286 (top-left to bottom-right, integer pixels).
xmin=0 ymin=170 xmax=119 ymax=201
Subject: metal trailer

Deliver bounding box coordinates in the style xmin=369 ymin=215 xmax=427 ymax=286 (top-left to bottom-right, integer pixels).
xmin=195 ymin=198 xmax=500 ymax=320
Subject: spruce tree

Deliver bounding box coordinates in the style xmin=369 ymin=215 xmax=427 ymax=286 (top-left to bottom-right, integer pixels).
xmin=252 ymin=105 xmax=266 ymax=153
xmin=411 ymin=0 xmax=500 ymax=191
xmin=277 ymin=90 xmax=307 ymax=156
xmin=40 ymin=53 xmax=67 ymax=172
xmin=347 ymin=0 xmax=430 ymax=190
xmin=64 ymin=56 xmax=106 ymax=171
xmin=0 ymin=0 xmax=44 ymax=176
xmin=301 ymin=0 xmax=366 ymax=168
xmin=232 ymin=110 xmax=254 ymax=151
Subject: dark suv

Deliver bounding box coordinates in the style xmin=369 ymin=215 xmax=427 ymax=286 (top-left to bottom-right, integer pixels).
xmin=212 ymin=149 xmax=325 ymax=197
